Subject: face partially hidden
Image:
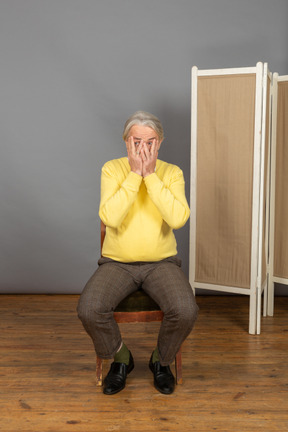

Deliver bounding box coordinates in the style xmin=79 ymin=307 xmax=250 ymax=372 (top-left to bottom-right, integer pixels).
xmin=127 ymin=125 xmax=162 ymax=153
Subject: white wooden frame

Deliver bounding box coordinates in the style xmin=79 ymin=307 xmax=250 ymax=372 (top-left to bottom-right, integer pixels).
xmin=267 ymin=74 xmax=288 ymax=316
xmin=190 ymin=63 xmax=271 ymax=334
xmin=261 ymin=64 xmax=273 ymax=324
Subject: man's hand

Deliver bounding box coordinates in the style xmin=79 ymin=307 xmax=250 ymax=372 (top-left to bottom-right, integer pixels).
xmin=126 ymin=136 xmax=143 ymax=176
xmin=141 ymin=139 xmax=158 ymax=177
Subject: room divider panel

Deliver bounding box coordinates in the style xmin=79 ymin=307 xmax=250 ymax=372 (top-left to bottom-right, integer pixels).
xmin=268 ymin=74 xmax=288 ymax=316
xmin=189 ymin=63 xmax=271 ymax=334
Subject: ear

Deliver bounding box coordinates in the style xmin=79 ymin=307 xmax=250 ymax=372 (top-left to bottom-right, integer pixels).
xmin=125 ymin=135 xmax=132 ymax=147
xmin=157 ymin=138 xmax=163 ymax=151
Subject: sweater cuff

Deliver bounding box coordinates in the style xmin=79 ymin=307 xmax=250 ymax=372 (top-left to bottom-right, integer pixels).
xmin=143 ymin=172 xmax=161 ymax=190
xmin=123 ymin=171 xmax=143 ymax=190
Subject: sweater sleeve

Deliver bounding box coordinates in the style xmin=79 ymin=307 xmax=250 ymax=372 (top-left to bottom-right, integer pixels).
xmin=99 ymin=162 xmax=142 ymax=228
xmin=143 ymin=168 xmax=190 ymax=229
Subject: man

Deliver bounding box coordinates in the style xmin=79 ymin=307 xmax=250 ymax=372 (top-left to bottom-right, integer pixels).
xmin=77 ymin=111 xmax=198 ymax=395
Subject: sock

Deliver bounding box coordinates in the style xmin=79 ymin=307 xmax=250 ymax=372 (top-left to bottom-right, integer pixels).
xmin=152 ymin=347 xmax=160 ymax=363
xmin=114 ymin=342 xmax=130 ymax=365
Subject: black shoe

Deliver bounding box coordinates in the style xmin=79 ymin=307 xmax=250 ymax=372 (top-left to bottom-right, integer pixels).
xmin=103 ymin=351 xmax=134 ymax=395
xmin=149 ymin=354 xmax=175 ymax=394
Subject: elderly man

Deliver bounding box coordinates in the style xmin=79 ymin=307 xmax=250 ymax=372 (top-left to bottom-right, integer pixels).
xmin=77 ymin=111 xmax=198 ymax=395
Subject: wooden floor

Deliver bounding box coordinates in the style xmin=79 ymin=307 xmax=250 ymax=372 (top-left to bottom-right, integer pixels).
xmin=0 ymin=295 xmax=288 ymax=432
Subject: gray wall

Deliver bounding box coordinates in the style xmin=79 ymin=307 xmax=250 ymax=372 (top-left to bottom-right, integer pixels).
xmin=1 ymin=0 xmax=287 ymax=293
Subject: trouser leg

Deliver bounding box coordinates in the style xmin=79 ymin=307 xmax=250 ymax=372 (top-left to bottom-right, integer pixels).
xmin=77 ymin=261 xmax=137 ymax=359
xmin=142 ymin=259 xmax=199 ymax=366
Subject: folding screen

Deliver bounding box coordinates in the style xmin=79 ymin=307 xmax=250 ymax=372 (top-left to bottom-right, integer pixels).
xmin=268 ymin=74 xmax=288 ymax=316
xmin=190 ymin=63 xmax=271 ymax=334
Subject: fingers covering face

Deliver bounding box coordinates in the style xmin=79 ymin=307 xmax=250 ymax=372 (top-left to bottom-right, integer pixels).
xmin=126 ymin=136 xmax=159 ymax=161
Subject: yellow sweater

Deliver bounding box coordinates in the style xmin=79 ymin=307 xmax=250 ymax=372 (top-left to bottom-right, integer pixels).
xmin=99 ymin=157 xmax=190 ymax=262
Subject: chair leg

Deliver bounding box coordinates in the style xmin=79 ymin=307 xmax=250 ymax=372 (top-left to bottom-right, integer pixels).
xmin=175 ymin=347 xmax=183 ymax=385
xmin=96 ymin=356 xmax=103 ymax=386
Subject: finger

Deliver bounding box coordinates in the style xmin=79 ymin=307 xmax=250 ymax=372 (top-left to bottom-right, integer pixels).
xmin=130 ymin=137 xmax=139 ymax=156
xmin=141 ymin=142 xmax=150 ymax=159
xmin=150 ymin=139 xmax=158 ymax=156
xmin=136 ymin=140 xmax=144 ymax=156
xmin=132 ymin=136 xmax=137 ymax=153
xmin=135 ymin=140 xmax=141 ymax=155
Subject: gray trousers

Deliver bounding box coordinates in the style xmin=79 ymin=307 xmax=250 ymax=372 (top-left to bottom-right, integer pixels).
xmin=77 ymin=256 xmax=199 ymax=366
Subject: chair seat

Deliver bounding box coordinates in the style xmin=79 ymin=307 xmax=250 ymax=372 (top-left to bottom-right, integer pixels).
xmin=114 ymin=289 xmax=163 ymax=323
xmin=115 ymin=289 xmax=160 ymax=312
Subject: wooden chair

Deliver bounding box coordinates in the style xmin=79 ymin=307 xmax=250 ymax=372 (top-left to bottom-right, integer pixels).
xmin=96 ymin=221 xmax=182 ymax=386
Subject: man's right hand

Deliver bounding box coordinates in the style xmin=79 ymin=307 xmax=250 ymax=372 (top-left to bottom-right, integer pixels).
xmin=126 ymin=136 xmax=143 ymax=176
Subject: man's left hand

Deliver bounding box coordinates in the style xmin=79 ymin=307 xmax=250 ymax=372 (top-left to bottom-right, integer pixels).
xmin=141 ymin=140 xmax=159 ymax=178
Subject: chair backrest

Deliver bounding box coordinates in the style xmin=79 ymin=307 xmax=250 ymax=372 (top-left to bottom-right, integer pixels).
xmin=100 ymin=220 xmax=106 ymax=253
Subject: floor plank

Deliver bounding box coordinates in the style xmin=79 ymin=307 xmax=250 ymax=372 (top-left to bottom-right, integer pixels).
xmin=0 ymin=295 xmax=287 ymax=431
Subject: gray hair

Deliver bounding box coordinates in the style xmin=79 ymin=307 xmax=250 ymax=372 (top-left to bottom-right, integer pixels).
xmin=122 ymin=111 xmax=164 ymax=142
